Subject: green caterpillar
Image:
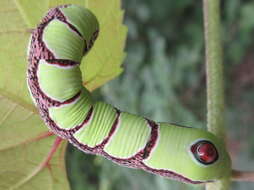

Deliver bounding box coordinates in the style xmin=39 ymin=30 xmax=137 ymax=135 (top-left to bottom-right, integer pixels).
xmin=27 ymin=4 xmax=231 ymax=184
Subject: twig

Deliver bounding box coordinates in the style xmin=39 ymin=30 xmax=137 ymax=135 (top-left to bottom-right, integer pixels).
xmin=203 ymin=0 xmax=225 ymax=138
xmin=232 ymin=170 xmax=254 ymax=182
xmin=203 ymin=0 xmax=231 ymax=189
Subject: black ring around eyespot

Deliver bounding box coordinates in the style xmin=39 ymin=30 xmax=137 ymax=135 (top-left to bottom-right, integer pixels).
xmin=190 ymin=140 xmax=219 ymax=165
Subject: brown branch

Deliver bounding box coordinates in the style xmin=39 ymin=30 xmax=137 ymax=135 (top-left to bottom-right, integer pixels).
xmin=232 ymin=170 xmax=254 ymax=182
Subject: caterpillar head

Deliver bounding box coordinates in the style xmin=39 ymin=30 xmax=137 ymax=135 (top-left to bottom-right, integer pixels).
xmin=143 ymin=123 xmax=231 ymax=183
xmin=176 ymin=124 xmax=232 ymax=183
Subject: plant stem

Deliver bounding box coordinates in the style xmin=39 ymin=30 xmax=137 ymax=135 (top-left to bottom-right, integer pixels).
xmin=232 ymin=170 xmax=254 ymax=182
xmin=203 ymin=0 xmax=224 ymax=138
xmin=203 ymin=0 xmax=230 ymax=189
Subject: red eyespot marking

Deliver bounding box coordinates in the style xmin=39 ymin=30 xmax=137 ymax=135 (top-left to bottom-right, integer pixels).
xmin=191 ymin=140 xmax=218 ymax=165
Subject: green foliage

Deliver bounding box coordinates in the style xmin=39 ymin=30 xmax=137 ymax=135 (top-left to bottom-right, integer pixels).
xmin=66 ymin=0 xmax=254 ymax=190
xmin=0 ymin=95 xmax=69 ymax=190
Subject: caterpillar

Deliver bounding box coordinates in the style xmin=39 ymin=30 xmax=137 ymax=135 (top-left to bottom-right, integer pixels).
xmin=27 ymin=4 xmax=231 ymax=184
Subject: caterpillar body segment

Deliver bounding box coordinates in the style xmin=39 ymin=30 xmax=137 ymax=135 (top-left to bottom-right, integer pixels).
xmin=37 ymin=60 xmax=82 ymax=101
xmin=27 ymin=4 xmax=231 ymax=184
xmin=73 ymin=102 xmax=118 ymax=148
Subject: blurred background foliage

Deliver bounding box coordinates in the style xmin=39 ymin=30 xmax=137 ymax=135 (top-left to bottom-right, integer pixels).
xmin=66 ymin=0 xmax=254 ymax=189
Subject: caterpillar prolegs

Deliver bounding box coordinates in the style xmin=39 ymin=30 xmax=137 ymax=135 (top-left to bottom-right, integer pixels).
xmin=27 ymin=4 xmax=231 ymax=184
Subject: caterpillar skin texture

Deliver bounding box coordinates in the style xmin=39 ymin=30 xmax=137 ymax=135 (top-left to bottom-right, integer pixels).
xmin=27 ymin=5 xmax=231 ymax=184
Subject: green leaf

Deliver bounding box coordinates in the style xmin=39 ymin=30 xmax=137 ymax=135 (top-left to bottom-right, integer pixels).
xmin=15 ymin=0 xmax=49 ymax=28
xmin=0 ymin=0 xmax=35 ymax=111
xmin=0 ymin=0 xmax=127 ymax=189
xmin=0 ymin=95 xmax=70 ymax=190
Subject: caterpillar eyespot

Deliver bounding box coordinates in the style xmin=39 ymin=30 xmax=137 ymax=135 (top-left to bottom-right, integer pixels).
xmin=191 ymin=140 xmax=219 ymax=165
xmin=27 ymin=4 xmax=231 ymax=184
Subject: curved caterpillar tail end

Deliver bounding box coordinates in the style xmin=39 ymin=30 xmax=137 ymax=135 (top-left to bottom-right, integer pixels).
xmin=26 ymin=4 xmax=231 ymax=184
xmin=26 ymin=4 xmax=99 ymax=138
